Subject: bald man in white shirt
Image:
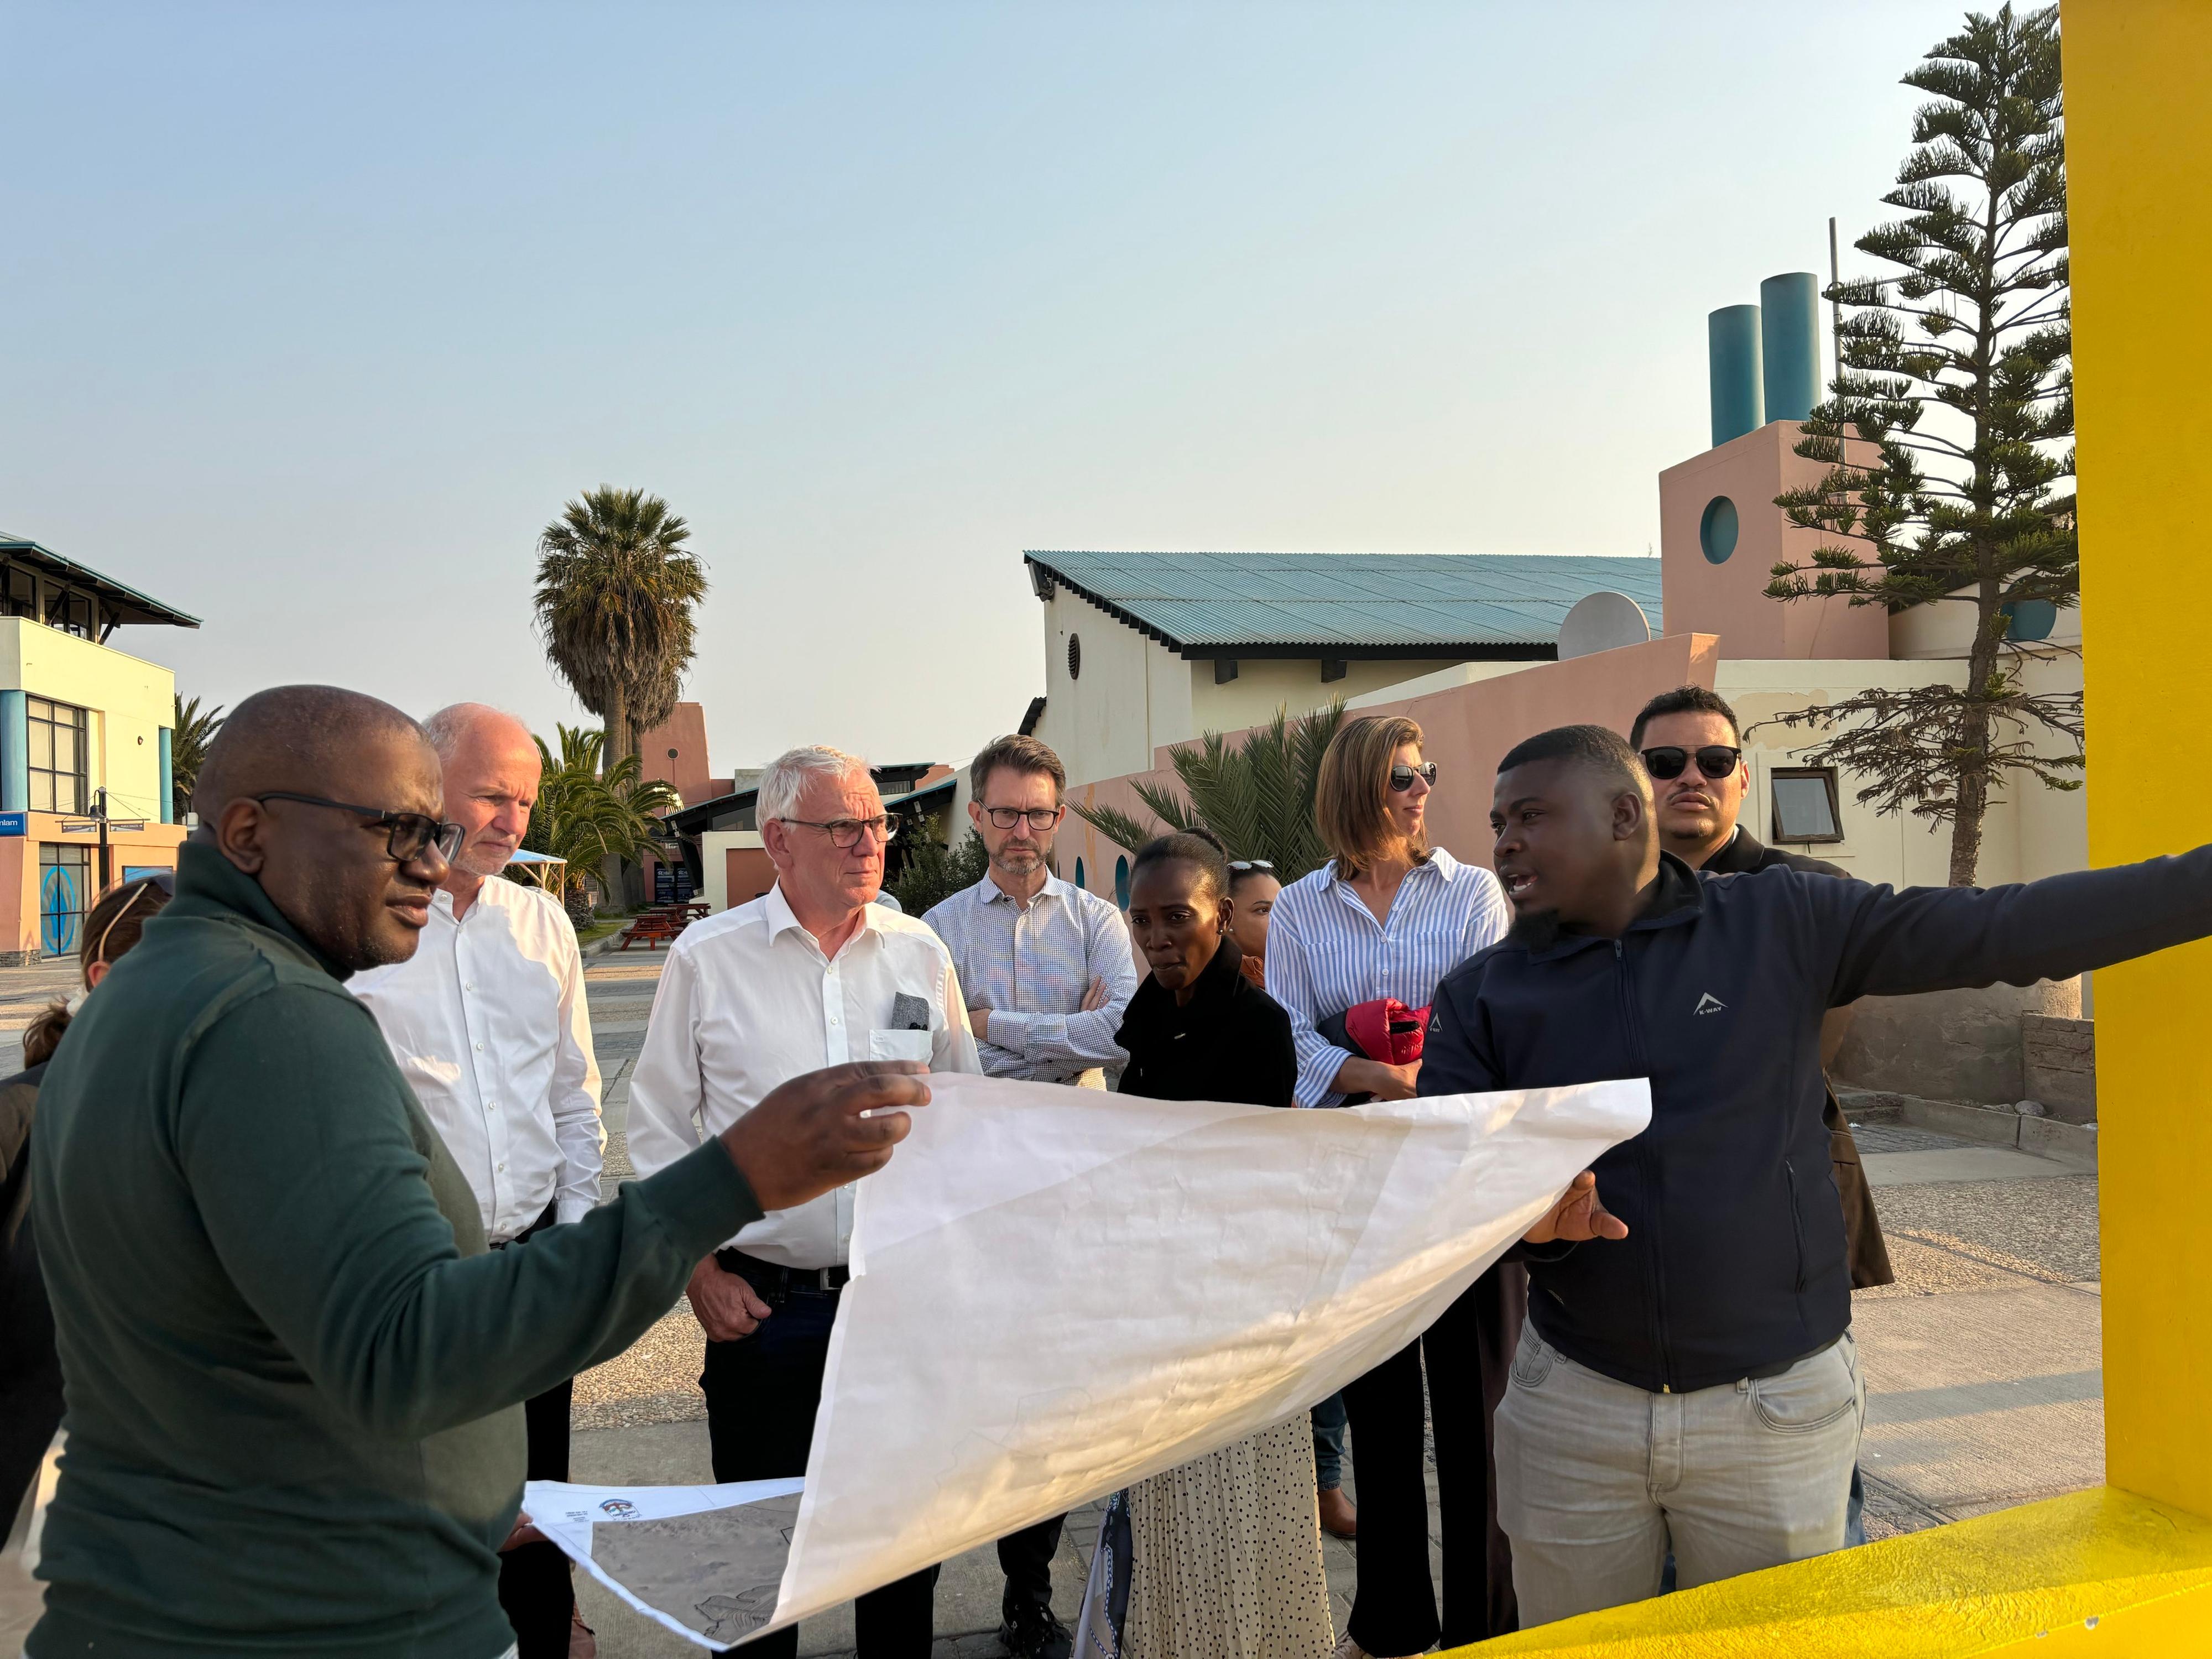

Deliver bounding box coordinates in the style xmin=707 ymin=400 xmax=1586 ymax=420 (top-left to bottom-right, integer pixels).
xmin=350 ymin=703 xmax=603 ymax=1659
xmin=629 ymin=745 xmax=980 ymax=1659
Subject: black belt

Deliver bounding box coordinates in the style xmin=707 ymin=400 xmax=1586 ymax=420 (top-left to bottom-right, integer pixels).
xmin=716 ymin=1246 xmax=849 ymax=1302
xmin=489 ymin=1201 xmax=559 ymax=1249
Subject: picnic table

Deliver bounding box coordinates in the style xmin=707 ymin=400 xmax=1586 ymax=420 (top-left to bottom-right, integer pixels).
xmin=612 ymin=902 xmax=707 ymax=950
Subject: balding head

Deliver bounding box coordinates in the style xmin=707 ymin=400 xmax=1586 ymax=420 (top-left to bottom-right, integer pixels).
xmin=197 ymin=685 xmax=448 ymax=972
xmin=422 ymin=704 xmax=544 ymax=883
xmin=195 ymin=686 xmax=430 ymax=818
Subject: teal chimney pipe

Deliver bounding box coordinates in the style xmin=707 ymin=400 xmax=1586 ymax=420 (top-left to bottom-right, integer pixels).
xmin=1759 ymin=272 xmax=1821 ymax=423
xmin=1708 ymin=304 xmax=1764 ymax=447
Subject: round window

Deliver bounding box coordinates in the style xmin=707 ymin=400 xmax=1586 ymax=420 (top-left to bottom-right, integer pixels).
xmin=1699 ymin=495 xmax=1739 ymax=564
xmin=1067 ymin=634 xmax=1082 ymax=680
xmin=2005 ymin=599 xmax=2057 ymax=642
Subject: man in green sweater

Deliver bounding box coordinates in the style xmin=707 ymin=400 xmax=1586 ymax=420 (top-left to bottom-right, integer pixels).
xmin=28 ymin=686 xmax=929 ymax=1659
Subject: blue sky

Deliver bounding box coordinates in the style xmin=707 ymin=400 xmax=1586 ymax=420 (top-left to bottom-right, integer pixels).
xmin=2 ymin=1 xmax=1968 ymax=775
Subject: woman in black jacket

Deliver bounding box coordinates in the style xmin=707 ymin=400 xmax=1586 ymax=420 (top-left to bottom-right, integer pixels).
xmin=1105 ymin=830 xmax=1333 ymax=1658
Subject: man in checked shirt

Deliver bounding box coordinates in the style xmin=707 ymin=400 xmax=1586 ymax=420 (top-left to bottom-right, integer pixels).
xmin=922 ymin=733 xmax=1140 ymax=1659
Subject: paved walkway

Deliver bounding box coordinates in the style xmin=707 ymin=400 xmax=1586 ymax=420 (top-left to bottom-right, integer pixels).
xmin=566 ymin=953 xmax=2108 ymax=1655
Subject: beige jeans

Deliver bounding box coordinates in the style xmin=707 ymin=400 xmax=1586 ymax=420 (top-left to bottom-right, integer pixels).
xmin=1496 ymin=1321 xmax=1863 ymax=1627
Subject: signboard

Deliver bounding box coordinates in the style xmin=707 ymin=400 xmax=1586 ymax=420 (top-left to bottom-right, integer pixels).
xmin=654 ymin=864 xmax=675 ymax=905
xmin=0 ymin=811 xmax=23 ymax=838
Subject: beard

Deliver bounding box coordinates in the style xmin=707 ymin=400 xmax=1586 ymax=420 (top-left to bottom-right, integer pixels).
xmin=453 ymin=839 xmax=515 ymax=880
xmin=992 ymin=837 xmax=1052 ymax=877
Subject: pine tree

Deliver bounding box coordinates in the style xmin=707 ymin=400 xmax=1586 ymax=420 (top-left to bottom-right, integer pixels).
xmin=1764 ymin=3 xmax=2077 ymax=886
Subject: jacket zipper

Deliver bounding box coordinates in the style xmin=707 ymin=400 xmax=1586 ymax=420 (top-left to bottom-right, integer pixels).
xmin=1615 ymin=937 xmax=1673 ymax=1392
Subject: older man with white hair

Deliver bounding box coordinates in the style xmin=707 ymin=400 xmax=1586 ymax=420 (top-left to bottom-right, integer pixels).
xmin=350 ymin=702 xmax=604 ymax=1659
xmin=629 ymin=744 xmax=981 ymax=1659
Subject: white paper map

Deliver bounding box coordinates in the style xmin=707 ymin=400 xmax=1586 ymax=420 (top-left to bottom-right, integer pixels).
xmin=523 ymin=1479 xmax=805 ymax=1647
xmin=529 ymin=1073 xmax=1648 ymax=1647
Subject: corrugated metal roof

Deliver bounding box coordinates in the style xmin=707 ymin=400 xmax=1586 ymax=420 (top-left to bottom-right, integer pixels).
xmin=1025 ymin=551 xmax=1661 ymax=653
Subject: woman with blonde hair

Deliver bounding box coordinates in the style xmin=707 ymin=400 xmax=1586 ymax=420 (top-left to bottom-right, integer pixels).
xmin=1264 ymin=716 xmax=1522 ymax=1655
xmin=3 ymin=872 xmax=174 ymax=1536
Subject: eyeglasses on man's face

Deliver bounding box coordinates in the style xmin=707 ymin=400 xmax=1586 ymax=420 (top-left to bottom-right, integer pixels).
xmin=983 ymin=806 xmax=1063 ymax=833
xmin=1640 ymin=745 xmax=1743 ymax=782
xmin=781 ymin=816 xmax=893 ymax=849
xmin=251 ymin=792 xmax=464 ymax=863
xmin=1389 ymin=761 xmax=1439 ymax=792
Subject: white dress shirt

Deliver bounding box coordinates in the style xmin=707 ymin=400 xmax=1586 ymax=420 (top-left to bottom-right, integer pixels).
xmin=351 ymin=877 xmax=604 ymax=1239
xmin=921 ymin=871 xmax=1139 ymax=1085
xmin=626 ymin=881 xmax=982 ymax=1269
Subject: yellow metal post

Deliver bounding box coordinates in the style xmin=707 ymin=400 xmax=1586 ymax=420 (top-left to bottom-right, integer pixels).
xmin=2067 ymin=0 xmax=2212 ymax=1520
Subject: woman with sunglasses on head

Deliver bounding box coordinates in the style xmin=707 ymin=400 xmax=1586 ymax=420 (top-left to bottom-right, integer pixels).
xmin=1106 ymin=828 xmax=1335 ymax=1659
xmin=2 ymin=872 xmax=173 ymax=1539
xmin=1262 ymin=714 xmax=1520 ymax=1656
xmin=1225 ymin=860 xmax=1280 ymax=990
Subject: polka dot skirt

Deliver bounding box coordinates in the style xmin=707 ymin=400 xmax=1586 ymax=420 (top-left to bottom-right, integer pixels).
xmin=1121 ymin=1417 xmax=1336 ymax=1658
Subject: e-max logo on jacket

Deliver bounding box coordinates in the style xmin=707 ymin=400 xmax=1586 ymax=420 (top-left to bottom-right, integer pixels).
xmin=1692 ymin=992 xmax=1727 ymax=1016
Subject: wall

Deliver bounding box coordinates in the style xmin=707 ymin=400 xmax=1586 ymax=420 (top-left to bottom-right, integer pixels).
xmin=1659 ymin=421 xmax=1888 ymax=661
xmin=634 ymin=702 xmax=718 ymax=807
xmin=1041 ymin=585 xmax=1499 ymax=787
xmin=0 ymin=618 xmax=176 ymax=824
xmin=700 ymin=830 xmax=770 ymax=912
xmin=0 ymin=817 xmax=187 ymax=964
xmin=1039 ymin=586 xmax=1191 ymax=791
xmin=1191 ymin=656 xmax=1485 ymax=732
xmin=1061 ymin=634 xmax=1720 ymax=896
xmin=1719 ymin=655 xmax=2089 ymax=1103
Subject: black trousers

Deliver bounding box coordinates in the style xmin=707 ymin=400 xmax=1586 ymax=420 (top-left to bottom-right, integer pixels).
xmin=499 ymin=1376 xmax=577 ymax=1658
xmin=701 ymin=1261 xmax=938 ymax=1659
xmin=1342 ymin=1261 xmax=1526 ymax=1653
xmin=997 ymin=1514 xmax=1063 ymax=1620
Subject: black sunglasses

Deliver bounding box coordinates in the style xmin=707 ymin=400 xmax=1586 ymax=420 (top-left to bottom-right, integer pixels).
xmin=252 ymin=792 xmax=465 ymax=863
xmin=1640 ymin=745 xmax=1743 ymax=782
xmin=1389 ymin=761 xmax=1439 ymax=792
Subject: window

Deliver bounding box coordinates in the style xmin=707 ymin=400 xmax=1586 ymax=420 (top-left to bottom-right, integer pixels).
xmin=1067 ymin=634 xmax=1082 ymax=681
xmin=28 ymin=697 xmax=90 ymax=815
xmin=1 ymin=567 xmax=35 ymax=619
xmin=1700 ymin=495 xmax=1739 ymax=564
xmin=1771 ymin=767 xmax=1843 ymax=843
xmin=43 ymin=586 xmax=92 ymax=638
xmin=1113 ymin=854 xmax=1130 ymax=909
xmin=39 ymin=843 xmax=90 ymax=957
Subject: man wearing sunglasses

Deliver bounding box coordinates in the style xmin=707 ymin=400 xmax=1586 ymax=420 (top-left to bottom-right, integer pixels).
xmin=920 ymin=734 xmax=1139 ymax=1659
xmin=1629 ymin=684 xmax=1892 ymax=1562
xmin=28 ymin=687 xmax=930 ymax=1659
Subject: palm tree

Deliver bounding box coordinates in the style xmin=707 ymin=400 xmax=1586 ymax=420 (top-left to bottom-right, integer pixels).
xmin=170 ymin=694 xmax=226 ymax=821
xmin=520 ymin=724 xmax=684 ymax=925
xmin=1068 ymin=702 xmax=1345 ymax=882
xmin=534 ymin=487 xmax=708 ymax=763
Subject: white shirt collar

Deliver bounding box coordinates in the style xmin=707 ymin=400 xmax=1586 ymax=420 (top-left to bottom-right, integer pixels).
xmin=1328 ymin=847 xmax=1461 ymax=888
xmin=429 ymin=878 xmax=518 ymax=924
xmin=763 ymin=880 xmax=886 ymax=954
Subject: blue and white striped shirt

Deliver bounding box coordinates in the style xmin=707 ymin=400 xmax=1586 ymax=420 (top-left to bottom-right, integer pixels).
xmin=1264 ymin=848 xmax=1512 ymax=1107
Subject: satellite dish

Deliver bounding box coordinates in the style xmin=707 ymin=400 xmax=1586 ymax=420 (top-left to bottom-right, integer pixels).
xmin=1558 ymin=590 xmax=1652 ymax=660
